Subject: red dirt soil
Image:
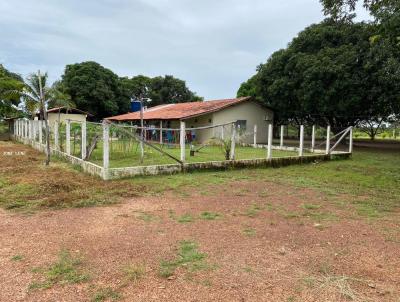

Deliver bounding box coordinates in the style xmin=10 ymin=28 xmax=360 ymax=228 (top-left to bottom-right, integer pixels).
xmin=0 ymin=142 xmax=399 ymax=301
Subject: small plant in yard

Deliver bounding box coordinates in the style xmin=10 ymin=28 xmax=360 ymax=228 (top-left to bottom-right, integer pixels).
xmin=199 ymin=211 xmax=222 ymax=220
xmin=302 ymin=203 xmax=321 ymax=210
xmin=244 ymin=203 xmax=263 ymax=218
xmin=242 ymin=227 xmax=257 ymax=237
xmin=91 ymin=287 xmax=121 ymax=302
xmin=122 ymin=263 xmax=146 ymax=283
xmin=177 ymin=214 xmax=194 ymax=223
xmin=159 ymin=240 xmax=209 ymax=278
xmin=29 ymin=249 xmax=89 ymax=290
xmin=135 ymin=211 xmax=158 ymax=222
xmin=11 ymin=254 xmax=23 ymax=261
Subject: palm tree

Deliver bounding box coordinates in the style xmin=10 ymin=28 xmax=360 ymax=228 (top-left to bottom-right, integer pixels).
xmin=8 ymin=71 xmax=52 ymax=165
xmin=48 ymin=81 xmax=75 ymax=125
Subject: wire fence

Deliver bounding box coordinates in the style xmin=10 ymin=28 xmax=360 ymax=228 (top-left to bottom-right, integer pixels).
xmin=12 ymin=118 xmax=353 ymax=170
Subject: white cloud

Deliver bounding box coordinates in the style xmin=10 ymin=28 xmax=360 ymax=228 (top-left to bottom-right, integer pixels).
xmin=0 ymin=0 xmax=371 ymax=99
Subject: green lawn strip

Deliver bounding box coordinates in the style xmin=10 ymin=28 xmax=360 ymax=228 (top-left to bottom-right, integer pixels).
xmin=88 ymin=141 xmax=308 ymax=168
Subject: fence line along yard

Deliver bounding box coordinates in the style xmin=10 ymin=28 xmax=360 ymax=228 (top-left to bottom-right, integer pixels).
xmin=11 ymin=118 xmax=352 ymax=180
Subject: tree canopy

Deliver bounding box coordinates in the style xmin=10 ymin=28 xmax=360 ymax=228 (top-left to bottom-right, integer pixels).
xmin=237 ymin=20 xmax=400 ymax=134
xmin=61 ymin=62 xmax=202 ymax=119
xmin=0 ymin=65 xmax=24 ymax=118
xmin=61 ymin=61 xmax=124 ymax=119
xmin=321 ymin=0 xmax=400 ymax=47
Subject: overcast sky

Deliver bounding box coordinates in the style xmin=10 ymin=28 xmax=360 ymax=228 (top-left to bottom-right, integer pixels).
xmin=0 ymin=0 xmax=370 ymax=100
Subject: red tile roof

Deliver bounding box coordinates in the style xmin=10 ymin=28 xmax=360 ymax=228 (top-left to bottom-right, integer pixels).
xmin=106 ymin=97 xmax=253 ymax=121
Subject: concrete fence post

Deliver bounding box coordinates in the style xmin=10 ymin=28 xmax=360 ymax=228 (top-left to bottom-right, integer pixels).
xmin=280 ymin=125 xmax=284 ymax=149
xmin=66 ymin=119 xmax=71 ymax=155
xmin=299 ymin=125 xmax=304 ymax=157
xmin=31 ymin=120 xmax=34 ymax=140
xmin=81 ymin=121 xmax=87 ymax=159
xmin=159 ymin=120 xmax=163 ymax=144
xmin=54 ymin=122 xmax=59 ymax=150
xmin=102 ymin=121 xmax=110 ymax=180
xmin=253 ymin=124 xmax=257 ymax=148
xmin=349 ymin=126 xmax=353 ymax=153
xmin=33 ymin=120 xmax=36 ymax=141
xmin=180 ymin=121 xmax=186 ymax=162
xmin=311 ymin=125 xmax=316 ymax=152
xmin=25 ymin=120 xmax=28 ymax=138
xmin=39 ymin=120 xmax=42 ymax=144
xmin=221 ymin=126 xmax=224 ymax=140
xmin=326 ymin=125 xmax=331 ymax=155
xmin=267 ymin=124 xmax=273 ymax=159
xmin=230 ymin=123 xmax=236 ymax=160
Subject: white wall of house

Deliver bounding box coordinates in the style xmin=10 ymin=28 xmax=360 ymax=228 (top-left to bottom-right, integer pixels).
xmin=212 ymin=101 xmax=273 ymax=144
xmin=47 ymin=113 xmax=87 ymax=126
xmin=183 ymin=114 xmax=214 ymax=143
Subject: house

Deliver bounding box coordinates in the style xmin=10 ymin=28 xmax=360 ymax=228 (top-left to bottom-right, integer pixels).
xmin=107 ymin=97 xmax=274 ymax=144
xmin=36 ymin=107 xmax=93 ymax=126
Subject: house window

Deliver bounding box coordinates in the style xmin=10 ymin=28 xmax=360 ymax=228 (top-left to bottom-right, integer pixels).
xmin=208 ymin=118 xmax=212 ymax=123
xmin=236 ymin=120 xmax=247 ymax=131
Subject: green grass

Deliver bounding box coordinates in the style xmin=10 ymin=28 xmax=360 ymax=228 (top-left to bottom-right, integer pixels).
xmin=244 ymin=203 xmax=264 ymax=218
xmin=242 ymin=227 xmax=257 ymax=237
xmin=127 ymin=149 xmax=399 ymax=219
xmin=29 ymin=250 xmax=89 ymax=290
xmin=88 ymin=140 xmax=310 ymax=168
xmin=122 ymin=263 xmax=145 ymax=283
xmin=176 ymin=214 xmax=194 ymax=223
xmin=199 ymin=211 xmax=222 ymax=220
xmin=11 ymin=254 xmax=23 ymax=261
xmin=135 ymin=211 xmax=158 ymax=222
xmin=159 ymin=240 xmax=209 ymax=278
xmin=91 ymin=287 xmax=121 ymax=302
xmin=2 ymin=140 xmax=400 ymax=220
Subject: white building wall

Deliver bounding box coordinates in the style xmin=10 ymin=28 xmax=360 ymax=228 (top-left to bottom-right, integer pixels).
xmin=212 ymin=101 xmax=273 ymax=144
xmin=47 ymin=113 xmax=87 ymax=126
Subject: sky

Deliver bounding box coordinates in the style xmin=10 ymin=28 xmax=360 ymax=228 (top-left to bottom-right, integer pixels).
xmin=0 ymin=0 xmax=370 ymax=100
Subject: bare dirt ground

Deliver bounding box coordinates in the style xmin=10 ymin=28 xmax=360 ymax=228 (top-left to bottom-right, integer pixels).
xmin=0 ymin=142 xmax=399 ymax=302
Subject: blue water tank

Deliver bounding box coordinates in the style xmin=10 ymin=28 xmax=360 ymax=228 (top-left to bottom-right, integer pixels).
xmin=130 ymin=101 xmax=142 ymax=112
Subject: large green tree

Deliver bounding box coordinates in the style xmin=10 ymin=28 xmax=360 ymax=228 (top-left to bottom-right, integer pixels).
xmin=321 ymin=0 xmax=400 ymax=46
xmin=61 ymin=61 xmax=125 ymax=119
xmin=238 ymin=20 xmax=400 ymax=135
xmin=0 ymin=65 xmax=24 ymax=118
xmin=148 ymin=75 xmax=202 ymax=106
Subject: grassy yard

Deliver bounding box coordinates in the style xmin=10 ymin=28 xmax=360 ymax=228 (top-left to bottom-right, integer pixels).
xmin=86 ymin=140 xmax=311 ymax=168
